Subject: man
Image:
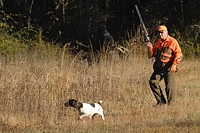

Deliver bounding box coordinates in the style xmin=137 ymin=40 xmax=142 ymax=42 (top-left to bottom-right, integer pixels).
xmin=147 ymin=25 xmax=183 ymax=107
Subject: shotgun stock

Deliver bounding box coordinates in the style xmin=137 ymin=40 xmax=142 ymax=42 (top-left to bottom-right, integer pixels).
xmin=135 ymin=5 xmax=150 ymax=42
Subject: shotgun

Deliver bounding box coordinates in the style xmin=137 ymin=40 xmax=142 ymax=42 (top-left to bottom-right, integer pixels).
xmin=135 ymin=5 xmax=150 ymax=42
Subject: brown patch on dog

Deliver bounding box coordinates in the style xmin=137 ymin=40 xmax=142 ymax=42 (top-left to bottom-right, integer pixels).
xmin=90 ymin=103 xmax=95 ymax=107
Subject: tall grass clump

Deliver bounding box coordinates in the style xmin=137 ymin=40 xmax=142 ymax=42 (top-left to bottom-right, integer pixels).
xmin=0 ymin=26 xmax=200 ymax=133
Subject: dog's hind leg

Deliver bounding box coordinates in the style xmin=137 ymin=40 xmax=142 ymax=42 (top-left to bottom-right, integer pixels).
xmin=100 ymin=114 xmax=105 ymax=120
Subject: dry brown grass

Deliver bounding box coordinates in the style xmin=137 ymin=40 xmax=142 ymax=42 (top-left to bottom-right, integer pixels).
xmin=0 ymin=43 xmax=200 ymax=133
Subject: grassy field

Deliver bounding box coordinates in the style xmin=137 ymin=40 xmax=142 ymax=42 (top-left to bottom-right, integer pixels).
xmin=0 ymin=43 xmax=200 ymax=133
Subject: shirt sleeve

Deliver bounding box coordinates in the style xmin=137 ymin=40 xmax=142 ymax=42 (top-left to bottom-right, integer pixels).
xmin=170 ymin=39 xmax=183 ymax=65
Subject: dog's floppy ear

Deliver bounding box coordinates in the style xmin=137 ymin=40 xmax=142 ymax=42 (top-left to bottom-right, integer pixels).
xmin=77 ymin=101 xmax=83 ymax=109
xmin=70 ymin=99 xmax=78 ymax=108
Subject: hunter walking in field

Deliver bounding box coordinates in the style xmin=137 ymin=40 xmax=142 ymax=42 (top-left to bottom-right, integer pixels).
xmin=147 ymin=25 xmax=183 ymax=107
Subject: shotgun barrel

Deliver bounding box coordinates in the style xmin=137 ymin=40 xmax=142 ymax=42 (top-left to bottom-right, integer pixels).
xmin=135 ymin=5 xmax=150 ymax=42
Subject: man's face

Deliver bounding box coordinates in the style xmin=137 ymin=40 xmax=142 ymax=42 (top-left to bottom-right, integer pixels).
xmin=159 ymin=30 xmax=168 ymax=40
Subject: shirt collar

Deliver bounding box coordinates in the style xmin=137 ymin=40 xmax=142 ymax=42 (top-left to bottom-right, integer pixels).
xmin=165 ymin=35 xmax=170 ymax=42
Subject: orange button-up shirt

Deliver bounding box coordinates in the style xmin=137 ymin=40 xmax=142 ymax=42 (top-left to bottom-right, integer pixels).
xmin=152 ymin=35 xmax=183 ymax=65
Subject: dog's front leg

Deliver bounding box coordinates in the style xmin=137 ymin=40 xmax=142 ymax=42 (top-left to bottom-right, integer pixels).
xmin=79 ymin=113 xmax=89 ymax=120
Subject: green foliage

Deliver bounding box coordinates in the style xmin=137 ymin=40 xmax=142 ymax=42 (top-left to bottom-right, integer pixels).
xmin=171 ymin=24 xmax=200 ymax=58
xmin=0 ymin=39 xmax=26 ymax=55
xmin=0 ymin=21 xmax=55 ymax=56
xmin=0 ymin=22 xmax=27 ymax=55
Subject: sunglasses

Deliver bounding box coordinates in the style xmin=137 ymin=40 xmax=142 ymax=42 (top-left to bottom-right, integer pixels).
xmin=158 ymin=30 xmax=167 ymax=34
xmin=158 ymin=31 xmax=164 ymax=34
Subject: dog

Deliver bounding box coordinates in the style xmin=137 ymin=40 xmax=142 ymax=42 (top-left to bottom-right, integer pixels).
xmin=64 ymin=99 xmax=105 ymax=120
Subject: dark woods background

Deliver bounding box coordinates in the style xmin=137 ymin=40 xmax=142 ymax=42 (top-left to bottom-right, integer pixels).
xmin=0 ymin=0 xmax=200 ymax=54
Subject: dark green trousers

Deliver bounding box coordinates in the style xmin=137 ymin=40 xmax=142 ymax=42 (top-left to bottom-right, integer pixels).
xmin=149 ymin=71 xmax=175 ymax=104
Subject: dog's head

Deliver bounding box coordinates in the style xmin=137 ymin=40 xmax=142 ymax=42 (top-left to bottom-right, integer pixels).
xmin=64 ymin=99 xmax=83 ymax=109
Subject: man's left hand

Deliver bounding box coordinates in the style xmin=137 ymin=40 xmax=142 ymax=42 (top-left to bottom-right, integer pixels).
xmin=170 ymin=64 xmax=177 ymax=72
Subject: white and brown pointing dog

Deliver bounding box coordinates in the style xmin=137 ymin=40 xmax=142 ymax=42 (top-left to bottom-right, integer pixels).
xmin=64 ymin=99 xmax=105 ymax=120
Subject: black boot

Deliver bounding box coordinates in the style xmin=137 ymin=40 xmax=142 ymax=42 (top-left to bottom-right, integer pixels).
xmin=155 ymin=100 xmax=166 ymax=107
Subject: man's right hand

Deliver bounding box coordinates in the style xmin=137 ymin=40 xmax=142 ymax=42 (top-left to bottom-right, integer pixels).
xmin=147 ymin=42 xmax=153 ymax=48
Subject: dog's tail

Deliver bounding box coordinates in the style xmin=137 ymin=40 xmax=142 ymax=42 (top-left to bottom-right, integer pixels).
xmin=98 ymin=100 xmax=103 ymax=105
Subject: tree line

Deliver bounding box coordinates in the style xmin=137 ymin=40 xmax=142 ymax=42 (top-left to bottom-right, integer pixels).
xmin=0 ymin=0 xmax=200 ymax=54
